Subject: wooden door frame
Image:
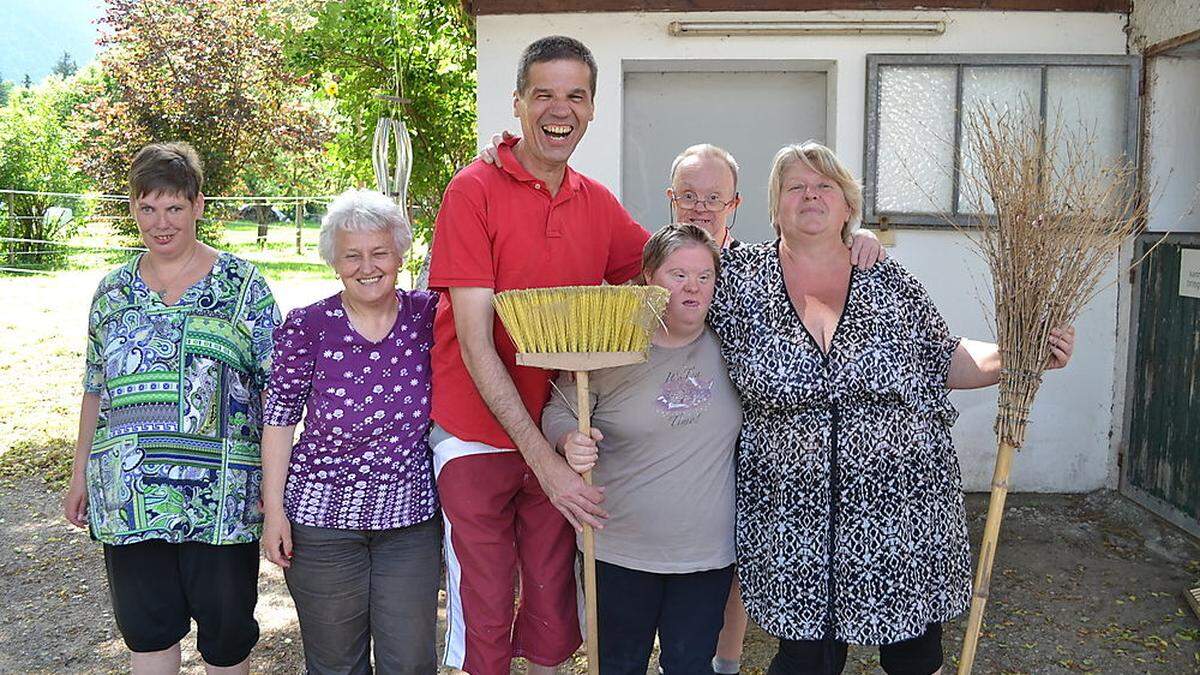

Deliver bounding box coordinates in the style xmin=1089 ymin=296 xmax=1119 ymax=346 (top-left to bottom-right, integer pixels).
xmin=1118 ymin=30 xmax=1200 ymax=537
xmin=1119 ymin=231 xmax=1200 ymax=538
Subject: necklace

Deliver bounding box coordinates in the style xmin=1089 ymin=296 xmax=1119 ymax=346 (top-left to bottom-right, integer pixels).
xmin=145 ymin=243 xmax=200 ymax=297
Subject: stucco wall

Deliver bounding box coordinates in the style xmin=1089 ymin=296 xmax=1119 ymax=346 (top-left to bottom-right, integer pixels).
xmin=1129 ymin=0 xmax=1200 ymax=51
xmin=475 ymin=10 xmax=1130 ymax=491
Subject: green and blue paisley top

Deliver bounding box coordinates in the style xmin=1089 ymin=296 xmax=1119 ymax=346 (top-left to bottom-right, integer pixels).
xmin=83 ymin=251 xmax=281 ymax=545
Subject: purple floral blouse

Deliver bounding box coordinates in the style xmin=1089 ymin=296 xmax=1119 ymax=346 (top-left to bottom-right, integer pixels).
xmin=264 ymin=289 xmax=438 ymax=530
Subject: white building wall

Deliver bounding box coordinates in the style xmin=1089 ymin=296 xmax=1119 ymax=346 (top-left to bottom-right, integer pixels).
xmin=476 ymin=10 xmax=1129 ymax=492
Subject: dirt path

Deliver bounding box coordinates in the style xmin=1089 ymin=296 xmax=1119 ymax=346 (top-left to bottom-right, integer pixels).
xmin=2 ymin=478 xmax=1197 ymax=674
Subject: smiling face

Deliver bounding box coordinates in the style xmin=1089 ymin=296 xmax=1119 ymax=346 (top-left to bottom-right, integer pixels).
xmin=333 ymin=228 xmax=401 ymax=307
xmin=668 ymin=155 xmax=740 ymax=245
xmin=513 ymin=59 xmax=595 ymax=174
xmin=132 ymin=191 xmax=204 ymax=258
xmin=775 ymin=162 xmax=852 ymax=242
xmin=645 ymin=243 xmax=717 ymax=333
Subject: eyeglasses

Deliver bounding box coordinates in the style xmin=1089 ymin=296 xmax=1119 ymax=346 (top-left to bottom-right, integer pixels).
xmin=669 ymin=191 xmax=738 ymax=212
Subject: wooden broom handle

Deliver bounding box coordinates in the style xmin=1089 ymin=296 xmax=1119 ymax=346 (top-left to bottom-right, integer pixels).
xmin=576 ymin=370 xmax=600 ymax=675
xmin=958 ymin=440 xmax=1016 ymax=675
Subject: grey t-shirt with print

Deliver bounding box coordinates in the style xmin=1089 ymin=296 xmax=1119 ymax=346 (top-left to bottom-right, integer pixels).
xmin=542 ymin=328 xmax=743 ymax=574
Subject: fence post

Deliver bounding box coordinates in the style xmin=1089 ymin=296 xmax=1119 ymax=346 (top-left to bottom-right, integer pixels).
xmin=295 ymin=202 xmax=303 ymax=256
xmin=5 ymin=192 xmax=14 ymax=266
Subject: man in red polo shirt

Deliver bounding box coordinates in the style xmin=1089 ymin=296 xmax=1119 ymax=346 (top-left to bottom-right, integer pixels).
xmin=427 ymin=36 xmax=648 ymax=675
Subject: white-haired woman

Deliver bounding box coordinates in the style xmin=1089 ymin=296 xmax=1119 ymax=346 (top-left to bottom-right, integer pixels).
xmin=260 ymin=188 xmax=440 ymax=674
xmin=708 ymin=142 xmax=1075 ymax=674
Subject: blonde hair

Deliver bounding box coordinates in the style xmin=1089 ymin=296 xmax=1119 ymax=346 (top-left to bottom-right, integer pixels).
xmin=766 ymin=141 xmax=862 ymax=243
xmin=669 ymin=143 xmax=740 ymax=191
xmin=642 ymin=223 xmax=721 ymax=278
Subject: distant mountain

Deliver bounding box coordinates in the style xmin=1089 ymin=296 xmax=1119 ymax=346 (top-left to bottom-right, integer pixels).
xmin=0 ymin=0 xmax=104 ymax=84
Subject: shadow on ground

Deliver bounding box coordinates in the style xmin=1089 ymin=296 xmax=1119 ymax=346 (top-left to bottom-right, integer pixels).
xmin=1 ymin=479 xmax=1196 ymax=674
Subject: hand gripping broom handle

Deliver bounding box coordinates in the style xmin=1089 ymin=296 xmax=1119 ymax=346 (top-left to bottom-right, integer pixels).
xmin=958 ymin=440 xmax=1016 ymax=675
xmin=576 ymin=370 xmax=600 ymax=675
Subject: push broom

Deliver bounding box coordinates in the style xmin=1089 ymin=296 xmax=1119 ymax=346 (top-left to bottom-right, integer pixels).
xmin=953 ymin=104 xmax=1148 ymax=674
xmin=493 ymin=284 xmax=670 ymax=675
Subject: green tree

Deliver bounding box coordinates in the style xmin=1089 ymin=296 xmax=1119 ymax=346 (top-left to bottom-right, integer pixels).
xmin=0 ymin=71 xmax=98 ymax=267
xmin=21 ymin=75 xmax=32 ymax=89
xmin=279 ymin=0 xmax=477 ymax=243
xmin=0 ymin=73 xmax=10 ymax=106
xmin=74 ymin=0 xmax=332 ymax=241
xmin=51 ymin=51 xmax=78 ymax=77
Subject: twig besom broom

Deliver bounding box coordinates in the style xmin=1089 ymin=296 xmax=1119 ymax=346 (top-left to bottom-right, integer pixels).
xmin=953 ymin=105 xmax=1148 ymax=674
xmin=493 ymin=284 xmax=670 ymax=675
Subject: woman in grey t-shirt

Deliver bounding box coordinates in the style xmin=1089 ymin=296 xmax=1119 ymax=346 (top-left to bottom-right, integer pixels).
xmin=543 ymin=223 xmax=743 ymax=674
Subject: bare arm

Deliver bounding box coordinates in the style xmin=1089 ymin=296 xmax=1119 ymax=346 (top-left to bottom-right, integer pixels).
xmin=63 ymin=393 xmax=100 ymax=527
xmin=451 ymin=286 xmax=606 ymax=530
xmin=260 ymin=423 xmax=296 ymax=568
xmin=947 ymin=338 xmax=1002 ymax=390
xmin=947 ymin=327 xmax=1076 ymax=390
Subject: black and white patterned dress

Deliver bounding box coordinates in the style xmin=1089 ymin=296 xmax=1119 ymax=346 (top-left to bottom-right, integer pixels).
xmin=709 ymin=241 xmax=972 ymax=645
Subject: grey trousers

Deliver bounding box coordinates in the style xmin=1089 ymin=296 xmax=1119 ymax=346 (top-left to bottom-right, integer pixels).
xmin=284 ymin=517 xmax=441 ymax=675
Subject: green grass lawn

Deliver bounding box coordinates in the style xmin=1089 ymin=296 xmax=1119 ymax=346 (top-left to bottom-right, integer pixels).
xmin=0 ymin=219 xmax=325 ymax=485
xmin=220 ymin=218 xmax=330 ymax=280
xmin=0 ymin=216 xmax=429 ymax=485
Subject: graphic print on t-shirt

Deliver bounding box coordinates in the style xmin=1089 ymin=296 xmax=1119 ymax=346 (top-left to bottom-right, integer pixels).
xmin=655 ymin=365 xmax=713 ymax=428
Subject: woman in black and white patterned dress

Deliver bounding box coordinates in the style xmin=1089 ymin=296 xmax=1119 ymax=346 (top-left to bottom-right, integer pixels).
xmin=708 ymin=141 xmax=1075 ymax=675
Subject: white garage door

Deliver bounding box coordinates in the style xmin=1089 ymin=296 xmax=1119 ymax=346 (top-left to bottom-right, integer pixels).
xmin=622 ymin=69 xmax=828 ymax=244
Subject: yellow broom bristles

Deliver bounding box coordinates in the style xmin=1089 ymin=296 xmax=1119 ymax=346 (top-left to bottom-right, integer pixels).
xmin=493 ymin=285 xmax=670 ymax=355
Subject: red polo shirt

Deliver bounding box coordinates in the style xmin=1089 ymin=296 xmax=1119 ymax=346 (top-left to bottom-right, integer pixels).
xmin=428 ymin=138 xmax=649 ymax=448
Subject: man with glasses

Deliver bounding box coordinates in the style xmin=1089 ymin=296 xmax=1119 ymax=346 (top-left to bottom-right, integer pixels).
xmin=667 ymin=144 xmax=743 ymax=250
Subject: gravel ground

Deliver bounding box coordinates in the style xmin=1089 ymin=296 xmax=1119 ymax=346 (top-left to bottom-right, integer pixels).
xmin=2 ymin=478 xmax=1197 ymax=674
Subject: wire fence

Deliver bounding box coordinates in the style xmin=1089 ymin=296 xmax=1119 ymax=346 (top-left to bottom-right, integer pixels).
xmin=0 ymin=188 xmax=434 ymax=289
xmin=0 ymin=188 xmax=342 ymax=274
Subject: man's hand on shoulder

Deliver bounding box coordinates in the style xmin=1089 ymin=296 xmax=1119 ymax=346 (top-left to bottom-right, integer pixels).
xmin=850 ymin=228 xmax=886 ymax=270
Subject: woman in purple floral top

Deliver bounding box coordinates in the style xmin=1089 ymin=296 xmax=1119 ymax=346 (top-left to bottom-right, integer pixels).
xmin=261 ymin=189 xmax=440 ymax=673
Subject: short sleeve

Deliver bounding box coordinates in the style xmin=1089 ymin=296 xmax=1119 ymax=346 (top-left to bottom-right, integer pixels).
xmin=82 ymin=284 xmax=107 ymax=394
xmin=264 ymin=307 xmax=315 ymax=427
xmin=428 ymin=181 xmax=495 ymax=290
xmin=402 ymin=289 xmax=438 ymax=353
xmin=244 ymin=269 xmax=283 ymax=391
xmin=902 ymin=268 xmax=960 ymax=390
xmin=603 ymin=195 xmax=649 ymax=285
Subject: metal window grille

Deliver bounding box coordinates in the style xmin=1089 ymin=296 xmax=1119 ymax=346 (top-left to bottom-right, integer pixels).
xmin=863 ymin=53 xmax=1141 ymax=228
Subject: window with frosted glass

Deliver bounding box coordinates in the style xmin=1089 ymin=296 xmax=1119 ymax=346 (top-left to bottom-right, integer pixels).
xmin=863 ymin=55 xmax=1140 ymax=227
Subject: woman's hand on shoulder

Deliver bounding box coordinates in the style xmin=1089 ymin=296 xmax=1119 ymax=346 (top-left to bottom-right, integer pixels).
xmin=477 ymin=130 xmax=515 ymax=167
xmin=560 ymin=427 xmax=603 ymax=474
xmin=261 ymin=506 xmax=293 ymax=569
xmin=1046 ymin=325 xmax=1076 ymax=370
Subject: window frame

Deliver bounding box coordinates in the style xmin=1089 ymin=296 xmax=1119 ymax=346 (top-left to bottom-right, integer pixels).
xmin=862 ymin=53 xmax=1141 ymax=228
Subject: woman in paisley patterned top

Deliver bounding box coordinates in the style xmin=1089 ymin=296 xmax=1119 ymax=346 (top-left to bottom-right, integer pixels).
xmin=63 ymin=142 xmax=281 ymax=674
xmin=707 ymin=141 xmax=1075 ymax=675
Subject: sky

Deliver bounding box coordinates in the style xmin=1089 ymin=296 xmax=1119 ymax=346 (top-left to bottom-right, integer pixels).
xmin=0 ymin=0 xmax=105 ymax=83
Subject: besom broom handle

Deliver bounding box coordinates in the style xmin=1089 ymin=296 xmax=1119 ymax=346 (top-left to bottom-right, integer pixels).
xmin=958 ymin=440 xmax=1016 ymax=675
xmin=577 ymin=370 xmax=600 ymax=675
